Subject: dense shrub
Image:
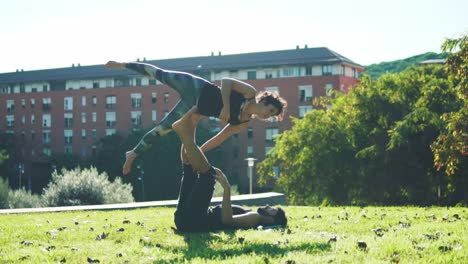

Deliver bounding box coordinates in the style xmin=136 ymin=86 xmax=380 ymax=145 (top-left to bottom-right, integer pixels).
xmin=42 ymin=167 xmax=134 ymax=207
xmin=8 ymin=188 xmax=43 ymax=209
xmin=0 ymin=177 xmax=9 ymax=209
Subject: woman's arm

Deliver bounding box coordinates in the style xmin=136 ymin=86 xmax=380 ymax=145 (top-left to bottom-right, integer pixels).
xmin=222 ymin=78 xmax=257 ymax=99
xmin=219 ymin=78 xmax=257 ymax=125
xmin=200 ymin=122 xmax=250 ymax=152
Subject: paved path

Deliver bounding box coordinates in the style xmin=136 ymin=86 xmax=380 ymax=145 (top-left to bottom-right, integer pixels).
xmin=0 ymin=192 xmax=285 ymax=214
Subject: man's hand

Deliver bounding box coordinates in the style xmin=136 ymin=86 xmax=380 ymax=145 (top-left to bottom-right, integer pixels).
xmin=105 ymin=61 xmax=126 ymax=69
xmin=213 ymin=167 xmax=230 ymax=189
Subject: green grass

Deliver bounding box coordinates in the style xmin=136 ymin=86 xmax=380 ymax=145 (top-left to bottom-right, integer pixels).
xmin=0 ymin=206 xmax=466 ymax=263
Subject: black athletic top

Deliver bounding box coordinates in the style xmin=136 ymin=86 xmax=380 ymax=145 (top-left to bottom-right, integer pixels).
xmin=197 ymin=83 xmax=252 ymax=125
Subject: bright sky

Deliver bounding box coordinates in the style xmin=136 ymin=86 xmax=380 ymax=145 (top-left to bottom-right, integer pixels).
xmin=1 ymin=0 xmax=466 ymax=73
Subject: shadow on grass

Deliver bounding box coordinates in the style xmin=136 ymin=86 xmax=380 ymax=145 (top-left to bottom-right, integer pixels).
xmin=158 ymin=230 xmax=331 ymax=262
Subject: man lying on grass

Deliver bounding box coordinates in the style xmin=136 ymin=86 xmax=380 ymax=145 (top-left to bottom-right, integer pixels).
xmin=174 ymin=145 xmax=287 ymax=232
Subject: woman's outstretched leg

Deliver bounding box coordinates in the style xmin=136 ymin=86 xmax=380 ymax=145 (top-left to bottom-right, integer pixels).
xmin=122 ymin=124 xmax=172 ymax=175
xmin=124 ymin=62 xmax=209 ymax=103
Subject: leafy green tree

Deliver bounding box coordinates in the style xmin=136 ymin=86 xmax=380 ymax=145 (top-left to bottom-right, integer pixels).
xmin=259 ymin=61 xmax=464 ymax=205
xmin=430 ymin=35 xmax=468 ymax=204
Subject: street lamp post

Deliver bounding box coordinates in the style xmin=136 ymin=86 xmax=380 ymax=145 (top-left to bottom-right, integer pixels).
xmin=137 ymin=165 xmax=145 ymax=201
xmin=18 ymin=163 xmax=24 ymax=189
xmin=245 ymin=158 xmax=257 ymax=194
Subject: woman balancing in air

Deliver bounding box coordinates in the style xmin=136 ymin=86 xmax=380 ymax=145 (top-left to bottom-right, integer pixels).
xmin=104 ymin=61 xmax=287 ymax=175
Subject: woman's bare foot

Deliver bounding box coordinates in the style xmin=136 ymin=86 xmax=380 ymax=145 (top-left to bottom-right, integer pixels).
xmin=123 ymin=150 xmax=137 ymax=175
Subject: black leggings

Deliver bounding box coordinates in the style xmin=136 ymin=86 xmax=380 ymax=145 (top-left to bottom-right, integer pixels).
xmin=125 ymin=62 xmax=212 ymax=154
xmin=174 ymin=164 xmax=216 ymax=231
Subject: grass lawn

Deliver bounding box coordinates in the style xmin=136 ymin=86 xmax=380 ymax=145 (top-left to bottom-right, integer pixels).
xmin=0 ymin=206 xmax=466 ymax=263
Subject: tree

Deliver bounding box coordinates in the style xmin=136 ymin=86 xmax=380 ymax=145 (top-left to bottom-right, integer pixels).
xmin=431 ymin=35 xmax=468 ymax=204
xmin=258 ymin=61 xmax=465 ymax=205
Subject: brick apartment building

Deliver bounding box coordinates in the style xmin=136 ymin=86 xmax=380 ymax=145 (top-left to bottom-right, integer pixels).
xmin=0 ymin=46 xmax=364 ymax=193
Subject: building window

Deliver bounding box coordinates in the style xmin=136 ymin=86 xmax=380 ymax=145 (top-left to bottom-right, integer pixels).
xmin=21 ymin=99 xmax=26 ymax=108
xmin=43 ymin=130 xmax=51 ymax=144
xmin=282 ymin=67 xmax=295 ymax=77
xmin=131 ymin=93 xmax=142 ymax=108
xmin=152 ymin=110 xmax=157 ymax=122
xmin=21 ymin=115 xmax=25 ymax=125
xmin=164 ymin=92 xmax=169 ymax=103
xmin=299 ymin=85 xmax=313 ymax=102
xmin=64 ymin=97 xmax=73 ymax=111
xmin=265 ymin=146 xmax=274 ymax=156
xmin=273 ymin=166 xmax=280 ymax=179
xmin=247 ymin=71 xmax=257 ymax=80
xmin=43 ymin=147 xmax=51 ymax=157
xmin=264 ymin=86 xmax=279 ymax=94
xmin=322 ymin=64 xmax=333 ymax=75
xmin=325 ymin=84 xmax=333 ymax=97
xmin=106 ymin=129 xmax=116 ymax=136
xmin=31 ymin=130 xmax=35 ymax=141
xmin=42 ymin=98 xmax=51 ymax=111
xmin=131 ymin=111 xmax=142 ymax=126
xmin=81 ymin=146 xmax=87 ymax=157
xmin=6 ymin=100 xmax=14 ymax=112
xmin=6 ymin=115 xmax=14 ymax=127
xmin=247 ymin=146 xmax=254 ymax=157
xmin=64 ymin=130 xmax=73 ymax=144
xmin=149 ymin=79 xmax=156 ymax=85
xmin=266 ymin=127 xmax=279 ymax=142
xmin=305 ymin=66 xmax=312 ymax=76
xmin=82 ymin=96 xmax=87 ymax=106
xmin=341 ymin=65 xmax=346 ymax=76
xmin=92 ymin=129 xmax=97 ymax=140
xmin=30 ymin=98 xmax=35 ymax=108
xmin=247 ymin=127 xmax=253 ymax=138
xmin=106 ymin=95 xmax=116 ymax=109
xmin=92 ymin=96 xmax=97 ymax=106
xmin=81 ymin=129 xmax=87 ymax=140
xmin=106 ymin=112 xmax=116 ymax=127
xmin=136 ymin=78 xmax=142 ymax=86
xmin=42 ymin=114 xmax=51 ymax=127
xmin=81 ymin=113 xmax=87 ymax=123
xmin=93 ymin=82 xmax=100 ymax=89
xmin=352 ymin=68 xmax=356 ymax=78
xmin=92 ymin=112 xmax=97 ymax=122
xmin=265 ymin=70 xmax=273 ymax=79
xmin=64 ymin=146 xmax=72 ymax=154
xmin=64 ymin=113 xmax=73 ymax=128
xmin=31 ymin=114 xmax=35 ymax=125
xmin=151 ymin=92 xmax=157 ymax=103
xmin=298 ymin=106 xmax=313 ymax=118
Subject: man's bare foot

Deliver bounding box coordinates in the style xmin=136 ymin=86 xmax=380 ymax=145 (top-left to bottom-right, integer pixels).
xmin=123 ymin=150 xmax=137 ymax=175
